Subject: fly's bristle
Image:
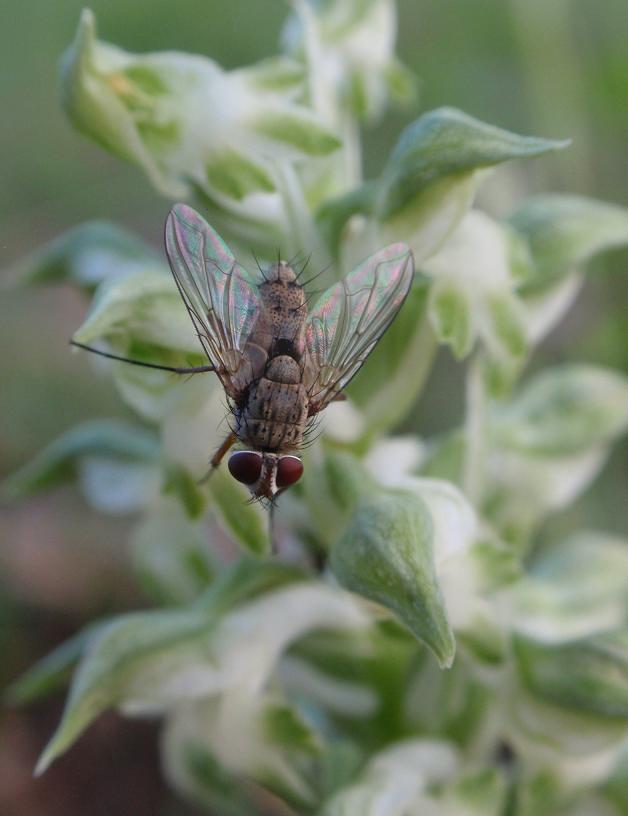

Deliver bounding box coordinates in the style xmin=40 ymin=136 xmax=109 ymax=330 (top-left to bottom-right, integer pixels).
xmin=300 ymin=261 xmax=333 ymax=289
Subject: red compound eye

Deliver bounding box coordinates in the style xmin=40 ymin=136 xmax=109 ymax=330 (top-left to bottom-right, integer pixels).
xmin=276 ymin=455 xmax=303 ymax=488
xmin=228 ymin=451 xmax=263 ymax=485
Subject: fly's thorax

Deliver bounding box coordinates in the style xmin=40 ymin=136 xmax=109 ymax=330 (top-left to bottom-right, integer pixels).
xmin=252 ymin=262 xmax=307 ymax=354
xmin=265 ymin=354 xmax=301 ymax=384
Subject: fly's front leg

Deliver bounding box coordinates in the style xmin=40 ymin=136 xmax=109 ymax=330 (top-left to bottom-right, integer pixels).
xmin=198 ymin=431 xmax=237 ymax=484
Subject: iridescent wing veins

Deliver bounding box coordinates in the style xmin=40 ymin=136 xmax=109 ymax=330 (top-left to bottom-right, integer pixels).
xmin=165 ymin=203 xmax=260 ymax=398
xmin=305 ymin=244 xmax=414 ymax=412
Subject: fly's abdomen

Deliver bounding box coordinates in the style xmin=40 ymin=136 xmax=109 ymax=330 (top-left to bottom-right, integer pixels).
xmin=238 ymin=355 xmax=308 ymax=451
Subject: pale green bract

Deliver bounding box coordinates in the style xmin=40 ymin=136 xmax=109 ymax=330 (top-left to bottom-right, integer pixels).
xmin=6 ymin=1 xmax=628 ymax=814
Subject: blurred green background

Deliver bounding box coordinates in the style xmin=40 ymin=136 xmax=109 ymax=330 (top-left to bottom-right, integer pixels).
xmin=1 ymin=1 xmax=627 ymax=813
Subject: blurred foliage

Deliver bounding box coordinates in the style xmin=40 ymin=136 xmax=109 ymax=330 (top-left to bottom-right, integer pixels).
xmin=1 ymin=0 xmax=628 ymax=813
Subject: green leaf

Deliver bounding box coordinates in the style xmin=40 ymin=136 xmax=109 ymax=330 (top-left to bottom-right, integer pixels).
xmin=7 ymin=221 xmax=161 ymax=292
xmin=250 ymin=110 xmax=342 ymax=156
xmin=448 ymin=768 xmax=507 ymax=815
xmin=371 ymin=108 xmax=568 ymax=261
xmin=182 ymin=744 xmax=259 ymax=816
xmin=239 ymin=56 xmax=305 ymax=92
xmin=509 ymin=194 xmax=628 ymax=290
xmin=206 ymin=466 xmax=269 ymax=557
xmin=494 ymin=365 xmax=628 ymax=456
xmin=384 ymin=58 xmax=419 ymax=109
xmin=262 ymin=701 xmax=321 ymax=756
xmin=205 ymin=149 xmax=275 ymax=200
xmin=73 ymin=270 xmax=200 ymax=354
xmin=485 ymin=291 xmax=528 ymax=360
xmin=6 ymin=626 xmax=97 ymax=706
xmin=428 ymin=281 xmax=473 ymax=359
xmin=378 ymin=108 xmax=568 ymax=223
xmin=513 ymin=773 xmax=562 ymax=816
xmin=514 ymin=631 xmax=628 ymax=719
xmin=2 ymin=419 xmax=159 ymax=499
xmin=162 ymin=463 xmax=207 ymax=520
xmin=330 ymin=492 xmax=455 ymax=668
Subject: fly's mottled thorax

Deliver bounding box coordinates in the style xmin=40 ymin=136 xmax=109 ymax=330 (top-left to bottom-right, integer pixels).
xmin=261 ymin=263 xmax=307 ymax=313
xmin=253 ymin=261 xmax=307 ymax=356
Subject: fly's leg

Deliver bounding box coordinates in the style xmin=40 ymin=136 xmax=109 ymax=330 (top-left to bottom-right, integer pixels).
xmin=71 ymin=341 xmax=215 ymax=375
xmin=198 ymin=431 xmax=237 ymax=484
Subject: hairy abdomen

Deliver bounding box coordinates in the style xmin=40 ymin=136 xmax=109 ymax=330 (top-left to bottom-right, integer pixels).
xmin=236 ymin=355 xmax=308 ymax=451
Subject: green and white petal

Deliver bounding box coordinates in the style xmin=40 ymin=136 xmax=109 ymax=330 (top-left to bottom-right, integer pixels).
xmin=61 ymin=10 xmax=341 ymax=252
xmin=505 ymin=677 xmax=628 ymax=791
xmin=505 ymin=531 xmax=628 ymax=643
xmin=423 ymin=210 xmax=528 ymax=363
xmin=8 ymin=220 xmax=161 ymax=292
xmin=36 ymin=571 xmax=367 ymax=772
xmin=321 ymin=739 xmax=459 ymax=816
xmin=493 ymin=365 xmax=628 ymax=457
xmin=73 ymin=270 xmax=200 ymax=355
xmin=285 ymin=0 xmax=414 ymax=124
xmin=510 ymin=194 xmax=628 ymax=288
xmin=163 ymin=690 xmax=321 ymax=809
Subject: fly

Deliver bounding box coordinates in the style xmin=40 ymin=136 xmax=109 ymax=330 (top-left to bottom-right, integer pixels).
xmin=72 ymin=204 xmax=414 ymax=502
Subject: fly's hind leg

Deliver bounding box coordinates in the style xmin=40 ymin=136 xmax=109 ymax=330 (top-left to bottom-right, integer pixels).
xmin=198 ymin=431 xmax=237 ymax=484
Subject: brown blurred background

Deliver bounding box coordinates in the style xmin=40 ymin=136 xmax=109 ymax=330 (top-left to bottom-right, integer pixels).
xmin=1 ymin=1 xmax=628 ymax=813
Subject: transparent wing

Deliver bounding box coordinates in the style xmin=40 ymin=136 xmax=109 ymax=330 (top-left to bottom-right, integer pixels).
xmin=305 ymin=244 xmax=414 ymax=412
xmin=165 ymin=203 xmax=260 ymax=398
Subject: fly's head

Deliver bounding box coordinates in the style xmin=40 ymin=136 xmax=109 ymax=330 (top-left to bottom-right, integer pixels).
xmin=227 ymin=450 xmax=303 ymax=501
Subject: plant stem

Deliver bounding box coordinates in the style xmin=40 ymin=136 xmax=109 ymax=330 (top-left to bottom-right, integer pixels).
xmin=463 ymin=352 xmax=488 ymax=505
xmin=273 ymin=161 xmax=330 ymax=270
xmin=339 ymin=107 xmax=363 ymax=189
